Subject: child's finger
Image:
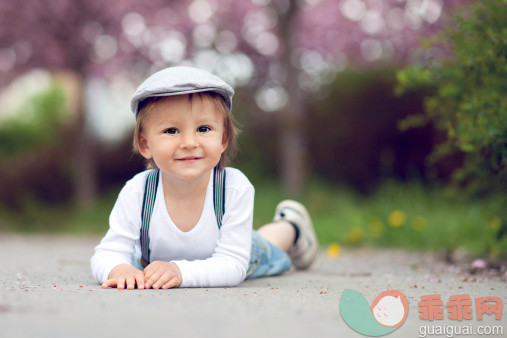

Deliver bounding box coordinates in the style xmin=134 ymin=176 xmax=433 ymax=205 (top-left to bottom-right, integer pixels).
xmin=135 ymin=273 xmax=145 ymax=289
xmin=117 ymin=276 xmax=126 ymax=290
xmin=144 ymin=269 xmax=162 ymax=289
xmin=162 ymin=276 xmax=178 ymax=289
xmin=152 ymin=272 xmax=172 ymax=289
xmin=102 ymin=279 xmax=114 ymax=289
xmin=126 ymin=275 xmax=135 ymax=290
xmin=143 ymin=265 xmax=156 ymax=281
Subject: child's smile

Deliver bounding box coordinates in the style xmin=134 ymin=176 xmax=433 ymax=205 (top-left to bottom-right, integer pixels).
xmin=138 ymin=95 xmax=227 ymax=182
xmin=176 ymin=156 xmax=203 ymax=162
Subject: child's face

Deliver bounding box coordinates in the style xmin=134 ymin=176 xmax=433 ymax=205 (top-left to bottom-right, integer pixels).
xmin=138 ymin=95 xmax=228 ymax=181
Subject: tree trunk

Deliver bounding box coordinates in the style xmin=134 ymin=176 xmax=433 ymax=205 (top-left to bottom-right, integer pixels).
xmin=277 ymin=0 xmax=308 ymax=197
xmin=278 ymin=115 xmax=307 ymax=196
xmin=74 ymin=74 xmax=97 ymax=206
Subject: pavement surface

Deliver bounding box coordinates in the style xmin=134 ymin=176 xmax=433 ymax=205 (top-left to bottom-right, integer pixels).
xmin=0 ymin=234 xmax=505 ymax=338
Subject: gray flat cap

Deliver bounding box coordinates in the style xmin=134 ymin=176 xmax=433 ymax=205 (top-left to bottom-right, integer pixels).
xmin=131 ymin=66 xmax=234 ymax=116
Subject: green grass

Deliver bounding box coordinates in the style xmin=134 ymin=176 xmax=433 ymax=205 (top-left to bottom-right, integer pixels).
xmin=0 ymin=189 xmax=119 ymax=235
xmin=1 ymin=179 xmax=505 ymax=257
xmin=252 ymin=178 xmax=506 ymax=257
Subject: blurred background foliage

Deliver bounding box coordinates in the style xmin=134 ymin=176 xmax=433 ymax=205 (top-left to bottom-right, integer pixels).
xmin=0 ymin=0 xmax=505 ymax=257
xmin=396 ymin=1 xmax=506 ymax=197
xmin=0 ymin=83 xmax=67 ymax=158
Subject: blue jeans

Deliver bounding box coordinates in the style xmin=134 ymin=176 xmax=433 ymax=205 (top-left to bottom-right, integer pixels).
xmin=132 ymin=230 xmax=292 ymax=279
xmin=245 ymin=230 xmax=292 ymax=279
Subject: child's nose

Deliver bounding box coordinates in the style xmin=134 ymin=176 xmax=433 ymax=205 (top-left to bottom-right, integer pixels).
xmin=180 ymin=132 xmax=198 ymax=148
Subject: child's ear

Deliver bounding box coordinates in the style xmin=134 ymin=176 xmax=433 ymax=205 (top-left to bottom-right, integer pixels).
xmin=221 ymin=133 xmax=229 ymax=152
xmin=138 ymin=133 xmax=153 ymax=160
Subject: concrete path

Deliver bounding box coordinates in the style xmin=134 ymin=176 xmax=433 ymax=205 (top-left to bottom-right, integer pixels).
xmin=0 ymin=234 xmax=505 ymax=338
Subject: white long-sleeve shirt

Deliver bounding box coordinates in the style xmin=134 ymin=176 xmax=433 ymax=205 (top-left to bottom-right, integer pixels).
xmin=90 ymin=167 xmax=254 ymax=287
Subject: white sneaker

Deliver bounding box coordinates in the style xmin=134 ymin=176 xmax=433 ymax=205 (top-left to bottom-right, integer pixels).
xmin=273 ymin=200 xmax=318 ymax=269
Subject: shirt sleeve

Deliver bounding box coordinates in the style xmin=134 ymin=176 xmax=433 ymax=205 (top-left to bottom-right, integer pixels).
xmin=172 ymin=184 xmax=254 ymax=287
xmin=90 ymin=178 xmax=143 ymax=284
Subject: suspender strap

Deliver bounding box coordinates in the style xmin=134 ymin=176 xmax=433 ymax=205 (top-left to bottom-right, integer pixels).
xmin=213 ymin=167 xmax=226 ymax=229
xmin=139 ymin=167 xmax=226 ymax=268
xmin=140 ymin=169 xmax=159 ymax=268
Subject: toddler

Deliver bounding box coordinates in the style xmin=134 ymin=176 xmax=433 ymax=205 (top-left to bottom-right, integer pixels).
xmin=91 ymin=66 xmax=318 ymax=289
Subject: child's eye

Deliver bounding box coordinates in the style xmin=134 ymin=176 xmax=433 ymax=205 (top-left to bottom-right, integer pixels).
xmin=163 ymin=128 xmax=179 ymax=134
xmin=197 ymin=126 xmax=211 ymax=133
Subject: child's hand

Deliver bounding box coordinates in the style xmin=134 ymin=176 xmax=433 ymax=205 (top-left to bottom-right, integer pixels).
xmin=102 ymin=264 xmax=145 ymax=290
xmin=143 ymin=261 xmax=182 ymax=289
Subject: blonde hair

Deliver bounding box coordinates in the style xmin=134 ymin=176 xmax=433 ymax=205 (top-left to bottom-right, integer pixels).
xmin=133 ymin=92 xmax=239 ymax=171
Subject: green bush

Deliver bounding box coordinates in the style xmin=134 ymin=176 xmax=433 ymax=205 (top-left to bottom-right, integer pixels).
xmin=396 ymin=1 xmax=506 ymax=196
xmin=0 ymin=83 xmax=67 ymax=158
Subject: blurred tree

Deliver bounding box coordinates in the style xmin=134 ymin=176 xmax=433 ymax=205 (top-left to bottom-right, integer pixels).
xmin=396 ymin=1 xmax=506 ymax=195
xmin=252 ymin=0 xmax=464 ymax=194
xmin=0 ymin=0 xmax=464 ymax=201
xmin=1 ymin=1 xmax=126 ymax=205
xmin=278 ymin=0 xmax=307 ymax=196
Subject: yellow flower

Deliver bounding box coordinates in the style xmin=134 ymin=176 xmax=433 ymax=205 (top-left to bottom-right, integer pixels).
xmin=412 ymin=216 xmax=427 ymax=232
xmin=347 ymin=226 xmax=364 ymax=244
xmin=327 ymin=244 xmax=340 ymax=259
xmin=488 ymin=216 xmax=501 ymax=230
xmin=388 ymin=210 xmax=405 ymax=227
